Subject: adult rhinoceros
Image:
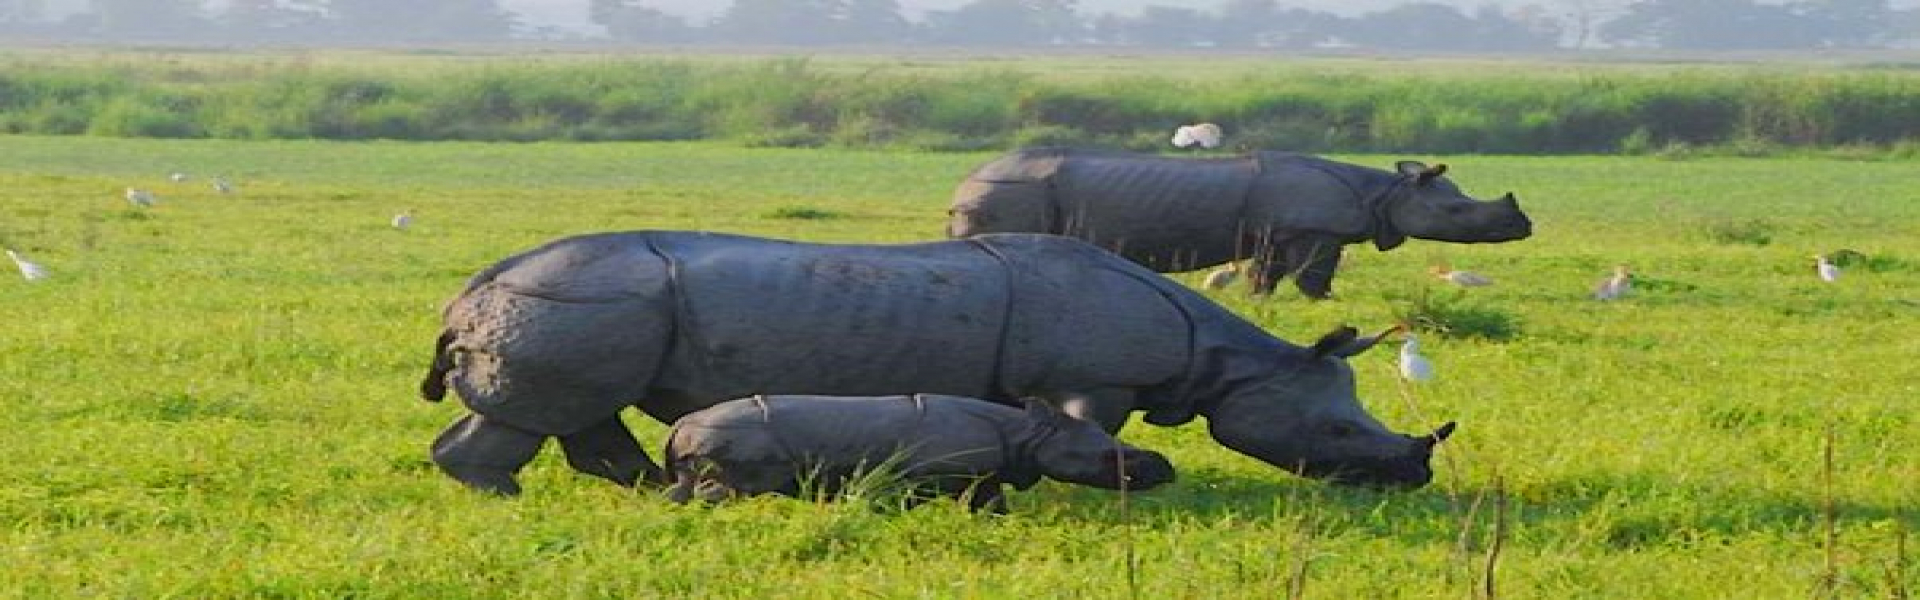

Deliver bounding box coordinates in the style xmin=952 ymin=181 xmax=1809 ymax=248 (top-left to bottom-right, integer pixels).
xmin=947 ymin=148 xmax=1533 ymax=298
xmin=418 ymin=231 xmax=1454 ymax=495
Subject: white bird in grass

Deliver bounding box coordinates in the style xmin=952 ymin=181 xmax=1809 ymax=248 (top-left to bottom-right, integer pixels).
xmin=1396 ymin=328 xmax=1434 ymax=383
xmin=124 ymin=187 xmax=156 ymax=208
xmin=1593 ymin=264 xmax=1633 ymax=300
xmin=6 ymin=250 xmax=48 ymax=281
xmin=1170 ymin=123 xmax=1223 ymax=150
xmin=391 ymin=209 xmax=414 ymax=231
xmin=1814 ymin=254 xmax=1841 ymax=283
xmin=1201 ymin=262 xmax=1239 ymax=290
xmin=1429 ymin=265 xmax=1493 ymax=287
xmin=211 ymin=177 xmax=235 ymax=195
xmin=169 ymin=172 xmax=188 ymax=183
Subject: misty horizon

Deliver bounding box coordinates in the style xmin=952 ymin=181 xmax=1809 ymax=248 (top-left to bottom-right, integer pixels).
xmin=12 ymin=0 xmax=1920 ymax=51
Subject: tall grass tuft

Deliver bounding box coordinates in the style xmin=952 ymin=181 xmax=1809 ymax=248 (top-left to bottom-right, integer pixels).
xmin=1389 ymin=286 xmax=1521 ymax=341
xmin=1701 ymin=217 xmax=1776 ymax=246
xmin=13 ymin=54 xmax=1920 ymax=152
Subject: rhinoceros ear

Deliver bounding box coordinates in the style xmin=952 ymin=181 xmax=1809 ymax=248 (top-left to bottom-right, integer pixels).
xmin=1417 ymin=163 xmax=1448 ymax=185
xmin=1394 ymin=161 xmax=1428 ymax=178
xmin=1022 ymin=397 xmax=1064 ymax=423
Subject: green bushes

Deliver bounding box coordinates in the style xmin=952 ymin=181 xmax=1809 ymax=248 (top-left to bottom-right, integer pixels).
xmin=7 ymin=55 xmax=1920 ymax=153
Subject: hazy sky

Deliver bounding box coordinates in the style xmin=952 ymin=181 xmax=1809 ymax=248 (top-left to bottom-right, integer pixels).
xmin=37 ymin=0 xmax=1920 ymax=34
xmin=499 ymin=0 xmax=1544 ymax=32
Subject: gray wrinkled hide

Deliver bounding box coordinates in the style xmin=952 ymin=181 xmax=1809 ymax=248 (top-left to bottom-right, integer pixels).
xmin=443 ymin=231 xmax=1206 ymax=435
xmin=947 ymin=147 xmax=1532 ymax=298
xmin=662 ymin=394 xmax=1174 ymax=511
xmin=424 ymin=231 xmax=1443 ymax=494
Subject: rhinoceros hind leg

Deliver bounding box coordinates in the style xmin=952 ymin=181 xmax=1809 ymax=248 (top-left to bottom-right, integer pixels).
xmin=559 ymin=416 xmax=666 ymax=487
xmin=431 ymin=414 xmax=546 ymax=496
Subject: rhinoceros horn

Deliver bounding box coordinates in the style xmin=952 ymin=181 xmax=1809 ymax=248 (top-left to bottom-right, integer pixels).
xmin=1419 ymin=421 xmax=1458 ymax=449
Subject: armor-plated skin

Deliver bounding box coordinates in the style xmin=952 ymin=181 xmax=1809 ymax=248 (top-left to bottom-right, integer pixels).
xmin=947 ymin=148 xmax=1533 ymax=298
xmin=662 ymin=394 xmax=1176 ymax=512
xmin=419 ymin=231 xmax=1453 ymax=495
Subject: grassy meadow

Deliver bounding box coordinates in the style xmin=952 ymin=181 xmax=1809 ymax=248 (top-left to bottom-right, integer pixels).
xmin=0 ymin=132 xmax=1916 ymax=596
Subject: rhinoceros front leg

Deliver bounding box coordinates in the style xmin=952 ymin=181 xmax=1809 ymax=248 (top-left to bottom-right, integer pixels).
xmin=1286 ymin=238 xmax=1344 ymax=300
xmin=965 ymin=482 xmax=1011 ymax=514
xmin=431 ymin=414 xmax=546 ymax=496
xmin=558 ymin=416 xmax=666 ymax=487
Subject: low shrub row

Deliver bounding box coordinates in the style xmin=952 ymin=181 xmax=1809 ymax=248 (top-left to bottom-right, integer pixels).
xmin=6 ymin=56 xmax=1920 ymax=154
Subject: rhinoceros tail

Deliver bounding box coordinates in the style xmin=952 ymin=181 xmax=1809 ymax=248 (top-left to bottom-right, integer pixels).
xmin=419 ymin=329 xmax=456 ymax=402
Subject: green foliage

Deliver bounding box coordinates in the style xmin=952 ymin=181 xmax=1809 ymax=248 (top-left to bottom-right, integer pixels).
xmin=8 ymin=52 xmax=1920 ymax=153
xmin=1386 ymin=286 xmax=1522 ymax=341
xmin=1702 ymin=217 xmax=1777 ymax=246
xmin=764 ymin=205 xmax=844 ymax=220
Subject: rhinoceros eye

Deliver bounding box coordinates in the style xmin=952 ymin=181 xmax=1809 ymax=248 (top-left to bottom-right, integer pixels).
xmin=1324 ymin=422 xmax=1358 ymax=437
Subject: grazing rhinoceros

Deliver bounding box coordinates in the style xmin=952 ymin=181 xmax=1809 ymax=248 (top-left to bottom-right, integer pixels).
xmin=418 ymin=231 xmax=1455 ymax=495
xmin=946 ymin=148 xmax=1533 ymax=298
xmin=663 ymin=394 xmax=1176 ymax=512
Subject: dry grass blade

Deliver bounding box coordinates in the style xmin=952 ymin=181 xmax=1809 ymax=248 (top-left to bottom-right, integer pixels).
xmin=1890 ymin=520 xmax=1910 ymax=600
xmin=1117 ymin=448 xmax=1138 ymax=600
xmin=1288 ymin=507 xmax=1318 ymax=600
xmin=1481 ymin=475 xmax=1509 ymax=600
xmin=1819 ymin=421 xmax=1839 ymax=600
xmin=1455 ymin=483 xmax=1491 ymax=593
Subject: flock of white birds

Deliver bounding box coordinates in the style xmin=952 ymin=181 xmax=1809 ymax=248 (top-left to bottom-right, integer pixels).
xmin=7 ymin=172 xmax=418 ymax=284
xmin=1 ymin=135 xmax=1867 ymax=390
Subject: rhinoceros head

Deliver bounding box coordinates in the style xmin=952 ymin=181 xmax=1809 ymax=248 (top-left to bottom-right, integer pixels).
xmin=1374 ymin=161 xmax=1532 ymax=250
xmin=1204 ymin=326 xmax=1455 ymax=489
xmin=1022 ymin=399 xmax=1175 ymax=491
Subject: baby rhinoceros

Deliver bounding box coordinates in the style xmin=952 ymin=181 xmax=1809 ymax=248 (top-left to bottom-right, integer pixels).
xmin=664 ymin=394 xmax=1176 ymax=512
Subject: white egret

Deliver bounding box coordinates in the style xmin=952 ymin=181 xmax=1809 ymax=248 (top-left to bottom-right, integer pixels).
xmin=1397 ymin=329 xmax=1434 ymax=383
xmin=1201 ymin=263 xmax=1239 ymax=290
xmin=1429 ymin=265 xmax=1493 ymax=287
xmin=1593 ymin=264 xmax=1632 ymax=300
xmin=392 ymin=209 xmax=414 ymax=231
xmin=6 ymin=250 xmax=48 ymax=281
xmin=169 ymin=172 xmax=188 ymax=183
xmin=124 ymin=187 xmax=156 ymax=208
xmin=1814 ymin=254 xmax=1840 ymax=283
xmin=211 ymin=177 xmax=235 ymax=195
xmin=1170 ymin=123 xmax=1223 ymax=150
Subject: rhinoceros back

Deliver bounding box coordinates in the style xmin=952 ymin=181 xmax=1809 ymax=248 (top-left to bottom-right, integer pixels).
xmin=1051 ymin=153 xmax=1256 ymax=271
xmin=651 ymin=233 xmax=1009 ymax=401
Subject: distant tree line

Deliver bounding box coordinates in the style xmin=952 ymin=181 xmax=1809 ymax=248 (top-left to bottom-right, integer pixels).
xmin=1 ymin=0 xmax=1918 ymax=50
xmin=9 ymin=56 xmax=1920 ymax=155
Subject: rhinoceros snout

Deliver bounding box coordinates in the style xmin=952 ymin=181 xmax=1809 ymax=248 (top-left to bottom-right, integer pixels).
xmin=1321 ymin=458 xmax=1434 ymax=490
xmin=1119 ymin=449 xmax=1176 ymax=490
xmin=1492 ymin=194 xmax=1533 ymax=240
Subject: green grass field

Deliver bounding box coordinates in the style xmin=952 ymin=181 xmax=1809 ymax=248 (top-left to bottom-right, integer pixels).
xmin=1 ymin=134 xmax=1915 ymax=597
